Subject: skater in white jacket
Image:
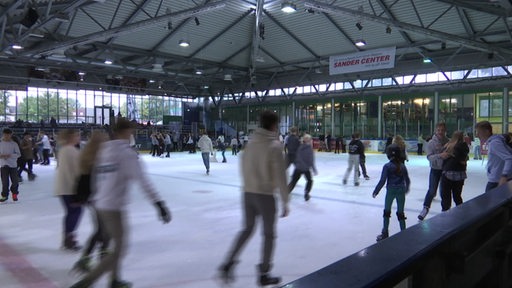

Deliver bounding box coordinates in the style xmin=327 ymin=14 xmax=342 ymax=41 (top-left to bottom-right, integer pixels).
xmin=198 ymin=131 xmax=214 ymax=175
xmin=70 ymin=118 xmax=171 ymax=288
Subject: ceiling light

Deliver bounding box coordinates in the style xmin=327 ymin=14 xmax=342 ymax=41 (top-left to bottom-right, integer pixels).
xmin=203 ymin=85 xmax=209 ymax=89
xmin=11 ymin=44 xmax=23 ymax=50
xmin=356 ymin=22 xmax=363 ymax=30
xmin=149 ymin=79 xmax=156 ymax=83
xmin=281 ymin=2 xmax=297 ymax=13
xmin=385 ymin=26 xmax=392 ymax=34
xmin=78 ymin=71 xmax=86 ymax=76
xmin=354 ymin=39 xmax=366 ymax=47
xmin=104 ymin=59 xmax=113 ymax=65
xmin=179 ymin=39 xmax=190 ymax=47
xmin=423 ymin=57 xmax=432 ymax=63
xmin=195 ymin=69 xmax=203 ymax=75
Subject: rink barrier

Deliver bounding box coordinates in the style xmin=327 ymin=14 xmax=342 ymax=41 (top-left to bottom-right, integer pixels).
xmin=280 ymin=182 xmax=512 ymax=288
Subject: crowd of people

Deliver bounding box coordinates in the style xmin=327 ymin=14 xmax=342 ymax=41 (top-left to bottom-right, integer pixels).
xmin=1 ymin=111 xmax=510 ymax=287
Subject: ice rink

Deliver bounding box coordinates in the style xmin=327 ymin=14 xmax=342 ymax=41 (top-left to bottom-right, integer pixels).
xmin=0 ymin=150 xmax=490 ymax=288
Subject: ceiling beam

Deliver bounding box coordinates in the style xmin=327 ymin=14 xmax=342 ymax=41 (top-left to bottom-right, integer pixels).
xmin=433 ymin=0 xmax=510 ymax=17
xmin=25 ymin=1 xmax=227 ymax=57
xmin=249 ymin=0 xmax=264 ymax=87
xmin=189 ymin=9 xmax=252 ymax=59
xmin=263 ymin=9 xmax=319 ymax=58
xmin=305 ymin=0 xmax=512 ymax=56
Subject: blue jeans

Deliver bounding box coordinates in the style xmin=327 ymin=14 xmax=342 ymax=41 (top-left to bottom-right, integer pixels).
xmin=473 ymin=145 xmax=481 ymax=159
xmin=1 ymin=166 xmax=18 ymax=197
xmin=422 ymin=169 xmax=443 ymax=208
xmin=201 ymin=152 xmax=210 ymax=171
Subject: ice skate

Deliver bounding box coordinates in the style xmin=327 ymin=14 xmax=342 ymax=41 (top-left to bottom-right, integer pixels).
xmin=218 ymin=261 xmax=237 ymax=284
xmin=71 ymin=256 xmax=91 ymax=274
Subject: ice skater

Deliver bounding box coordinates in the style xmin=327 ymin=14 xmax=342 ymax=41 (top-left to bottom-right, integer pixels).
xmin=54 ymin=129 xmax=82 ymax=251
xmin=71 ymin=130 xmax=110 ymax=274
xmin=372 ymin=145 xmax=411 ymax=242
xmin=70 ymin=118 xmax=171 ymax=288
xmin=343 ymin=133 xmax=364 ymax=186
xmin=219 ymin=110 xmax=289 ymax=287
xmin=198 ymin=131 xmax=214 ymax=174
xmin=440 ymin=131 xmax=469 ymax=211
xmin=288 ymin=134 xmax=317 ymax=201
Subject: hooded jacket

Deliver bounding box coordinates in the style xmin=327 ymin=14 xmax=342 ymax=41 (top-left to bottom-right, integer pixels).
xmin=92 ymin=139 xmax=162 ymax=211
xmin=197 ymin=135 xmax=213 ymax=153
xmin=486 ymin=134 xmax=512 ymax=183
xmin=427 ymin=134 xmax=449 ymax=170
xmin=294 ymin=144 xmax=317 ymax=173
xmin=241 ymin=128 xmax=288 ymax=206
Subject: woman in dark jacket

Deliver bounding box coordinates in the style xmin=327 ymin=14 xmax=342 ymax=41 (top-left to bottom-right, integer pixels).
xmin=288 ymin=134 xmax=317 ymax=201
xmin=440 ymin=131 xmax=469 ymax=211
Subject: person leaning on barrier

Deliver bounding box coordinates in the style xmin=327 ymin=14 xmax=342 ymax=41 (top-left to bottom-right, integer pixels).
xmin=475 ymin=121 xmax=512 ymax=192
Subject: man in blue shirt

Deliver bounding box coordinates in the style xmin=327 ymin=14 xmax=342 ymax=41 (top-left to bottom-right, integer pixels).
xmin=475 ymin=121 xmax=512 ymax=192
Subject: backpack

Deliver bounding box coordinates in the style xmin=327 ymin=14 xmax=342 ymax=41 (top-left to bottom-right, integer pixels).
xmin=73 ymin=174 xmax=92 ymax=204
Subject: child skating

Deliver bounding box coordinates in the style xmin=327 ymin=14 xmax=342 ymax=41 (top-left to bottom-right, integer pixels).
xmin=372 ymin=145 xmax=411 ymax=241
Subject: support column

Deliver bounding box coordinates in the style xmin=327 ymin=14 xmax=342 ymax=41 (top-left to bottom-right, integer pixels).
xmin=331 ymin=98 xmax=335 ymax=136
xmin=504 ymin=87 xmax=509 ymax=133
xmin=291 ymin=101 xmax=295 ymax=127
xmin=378 ymin=95 xmax=382 ymax=138
xmin=434 ymin=91 xmax=439 ymax=126
xmin=246 ymin=104 xmax=249 ymax=131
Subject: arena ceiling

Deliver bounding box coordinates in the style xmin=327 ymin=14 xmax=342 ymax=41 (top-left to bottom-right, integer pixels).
xmin=0 ymin=0 xmax=512 ymax=98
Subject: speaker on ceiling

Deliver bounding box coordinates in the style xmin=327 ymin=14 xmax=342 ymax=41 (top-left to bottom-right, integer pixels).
xmin=21 ymin=8 xmax=39 ymax=28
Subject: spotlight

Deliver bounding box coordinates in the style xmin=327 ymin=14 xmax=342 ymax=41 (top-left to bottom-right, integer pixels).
xmin=195 ymin=69 xmax=203 ymax=75
xmin=354 ymin=39 xmax=366 ymax=47
xmin=356 ymin=22 xmax=363 ymax=30
xmin=423 ymin=57 xmax=432 ymax=63
xmin=281 ymin=2 xmax=296 ymax=13
xmin=386 ymin=26 xmax=392 ymax=34
xmin=78 ymin=71 xmax=86 ymax=76
xmin=104 ymin=59 xmax=113 ymax=64
xmin=194 ymin=17 xmax=200 ymax=26
xmin=179 ymin=39 xmax=190 ymax=47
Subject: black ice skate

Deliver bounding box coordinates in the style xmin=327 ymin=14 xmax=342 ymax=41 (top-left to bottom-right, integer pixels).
xmin=71 ymin=256 xmax=91 ymax=274
xmin=218 ymin=261 xmax=237 ymax=284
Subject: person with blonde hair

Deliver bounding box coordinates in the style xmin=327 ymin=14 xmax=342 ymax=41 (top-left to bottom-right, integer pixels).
xmin=288 ymin=134 xmax=318 ymax=201
xmin=440 ymin=131 xmax=469 ymax=211
xmin=55 ymin=129 xmax=82 ymax=250
xmin=72 ymin=130 xmax=110 ymax=274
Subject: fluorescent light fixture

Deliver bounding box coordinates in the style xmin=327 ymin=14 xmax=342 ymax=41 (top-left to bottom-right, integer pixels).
xmin=203 ymin=85 xmax=209 ymax=89
xmin=354 ymin=39 xmax=366 ymax=47
xmin=78 ymin=71 xmax=86 ymax=76
xmin=281 ymin=2 xmax=297 ymax=13
xmin=11 ymin=44 xmax=23 ymax=50
xmin=28 ymin=32 xmax=44 ymax=38
xmin=104 ymin=59 xmax=113 ymax=65
xmin=423 ymin=57 xmax=432 ymax=63
xmin=149 ymin=79 xmax=156 ymax=83
xmin=195 ymin=70 xmax=203 ymax=75
xmin=179 ymin=39 xmax=190 ymax=47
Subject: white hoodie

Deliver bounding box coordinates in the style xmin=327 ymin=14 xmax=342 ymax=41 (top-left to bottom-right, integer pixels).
xmin=92 ymin=139 xmax=162 ymax=211
xmin=241 ymin=128 xmax=288 ymax=206
xmin=198 ymin=135 xmax=213 ymax=153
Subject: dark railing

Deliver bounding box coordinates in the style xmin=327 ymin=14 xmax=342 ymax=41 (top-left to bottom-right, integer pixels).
xmin=280 ymin=183 xmax=512 ymax=288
